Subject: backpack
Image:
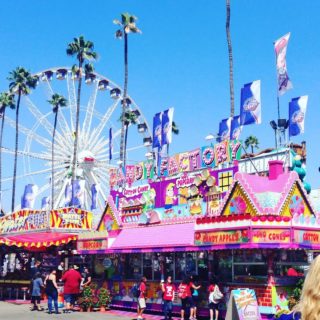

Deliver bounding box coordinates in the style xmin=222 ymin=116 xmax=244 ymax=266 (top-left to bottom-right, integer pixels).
xmin=178 ymin=284 xmax=188 ymax=299
xmin=209 ymin=285 xmax=223 ymax=303
xmin=131 ymin=283 xmax=141 ymax=298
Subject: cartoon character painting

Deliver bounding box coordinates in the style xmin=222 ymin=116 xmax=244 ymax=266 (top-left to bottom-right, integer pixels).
xmin=164 ymin=183 xmax=176 ymax=213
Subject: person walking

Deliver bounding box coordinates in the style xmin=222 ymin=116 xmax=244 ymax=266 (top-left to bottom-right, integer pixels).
xmin=61 ymin=265 xmax=82 ymax=313
xmin=137 ymin=276 xmax=147 ymax=320
xmin=81 ymin=267 xmax=92 ymax=289
xmin=161 ymin=276 xmax=176 ymax=320
xmin=189 ymin=275 xmax=201 ymax=320
xmin=208 ymin=277 xmax=223 ymax=320
xmin=44 ymin=269 xmax=60 ymax=314
xmin=30 ymin=272 xmax=44 ymax=311
xmin=276 ymin=255 xmax=320 ymax=319
xmin=178 ymin=277 xmax=192 ymax=320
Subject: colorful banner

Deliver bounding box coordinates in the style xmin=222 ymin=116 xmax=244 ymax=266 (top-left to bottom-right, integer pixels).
xmin=289 ymin=96 xmax=308 ymax=137
xmin=195 ymin=230 xmax=249 ymax=246
xmin=218 ymin=118 xmax=232 ymax=141
xmin=162 ymin=108 xmax=174 ymax=145
xmin=152 ymin=112 xmax=162 ymax=148
xmin=294 ymin=229 xmax=320 ymax=245
xmin=50 ymin=207 xmax=92 ymax=230
xmin=275 ymin=32 xmax=292 ymax=95
xmin=64 ymin=180 xmax=72 ymax=207
xmin=230 ymin=115 xmax=242 ymax=140
xmin=252 ymin=229 xmax=291 ymax=243
xmin=21 ymin=184 xmax=38 ymax=209
xmin=0 ymin=210 xmax=48 ymax=234
xmin=240 ymin=80 xmax=261 ymax=125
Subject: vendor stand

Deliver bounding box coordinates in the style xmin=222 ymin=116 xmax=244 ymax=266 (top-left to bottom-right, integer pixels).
xmin=0 ymin=207 xmax=92 ymax=300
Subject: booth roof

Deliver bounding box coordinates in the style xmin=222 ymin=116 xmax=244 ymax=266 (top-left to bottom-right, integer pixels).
xmin=110 ymin=222 xmax=195 ymax=252
xmin=0 ymin=232 xmax=77 ymax=249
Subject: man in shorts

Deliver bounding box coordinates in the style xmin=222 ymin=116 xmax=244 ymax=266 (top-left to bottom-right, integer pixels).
xmin=137 ymin=276 xmax=147 ymax=320
xmin=61 ymin=265 xmax=82 ymax=313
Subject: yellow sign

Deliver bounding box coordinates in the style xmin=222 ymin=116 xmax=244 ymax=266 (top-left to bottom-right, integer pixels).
xmin=252 ymin=229 xmax=291 ymax=243
xmin=195 ymin=229 xmax=249 ymax=246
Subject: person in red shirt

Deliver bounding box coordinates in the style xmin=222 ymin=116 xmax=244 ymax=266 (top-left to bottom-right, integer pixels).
xmin=137 ymin=276 xmax=147 ymax=320
xmin=178 ymin=277 xmax=192 ymax=320
xmin=161 ymin=276 xmax=176 ymax=320
xmin=61 ymin=265 xmax=82 ymax=313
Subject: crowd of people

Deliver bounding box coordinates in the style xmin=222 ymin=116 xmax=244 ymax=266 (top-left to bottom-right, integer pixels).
xmin=29 ymin=262 xmax=91 ymax=314
xmin=136 ymin=275 xmax=223 ymax=320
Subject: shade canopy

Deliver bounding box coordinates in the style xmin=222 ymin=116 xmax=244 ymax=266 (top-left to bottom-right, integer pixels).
xmin=0 ymin=232 xmax=77 ymax=249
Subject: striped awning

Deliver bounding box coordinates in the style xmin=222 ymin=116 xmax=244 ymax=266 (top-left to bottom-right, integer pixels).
xmin=0 ymin=232 xmax=77 ymax=249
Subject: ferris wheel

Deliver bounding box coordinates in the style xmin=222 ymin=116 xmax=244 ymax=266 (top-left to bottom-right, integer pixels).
xmin=1 ymin=67 xmax=152 ymax=214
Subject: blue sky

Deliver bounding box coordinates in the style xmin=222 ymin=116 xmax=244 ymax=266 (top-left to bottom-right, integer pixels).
xmin=0 ymin=0 xmax=319 ymax=210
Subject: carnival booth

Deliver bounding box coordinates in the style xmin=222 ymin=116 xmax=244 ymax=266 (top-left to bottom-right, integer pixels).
xmin=77 ymin=141 xmax=243 ymax=314
xmin=0 ymin=207 xmax=93 ymax=300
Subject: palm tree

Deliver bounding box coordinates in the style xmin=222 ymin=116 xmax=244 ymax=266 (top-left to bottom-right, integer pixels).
xmin=66 ymin=36 xmax=97 ymax=205
xmin=226 ymin=0 xmax=234 ymax=117
xmin=120 ymin=110 xmax=138 ymax=162
xmin=0 ymin=92 xmax=15 ymax=211
xmin=245 ymin=135 xmax=259 ymax=154
xmin=8 ymin=67 xmax=38 ymax=212
xmin=48 ymin=94 xmax=67 ymax=209
xmin=114 ymin=13 xmax=141 ymax=167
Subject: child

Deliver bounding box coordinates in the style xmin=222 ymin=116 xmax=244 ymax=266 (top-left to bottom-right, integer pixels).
xmin=161 ymin=276 xmax=176 ymax=320
xmin=30 ymin=272 xmax=43 ymax=311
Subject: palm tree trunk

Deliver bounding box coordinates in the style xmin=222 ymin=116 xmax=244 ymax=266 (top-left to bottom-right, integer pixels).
xmin=120 ymin=31 xmax=128 ymax=168
xmin=52 ymin=108 xmax=58 ymax=210
xmin=12 ymin=91 xmax=21 ymax=212
xmin=226 ymin=0 xmax=235 ymax=118
xmin=0 ymin=108 xmax=6 ymax=212
xmin=251 ymin=145 xmax=254 ymax=154
xmin=124 ymin=124 xmax=129 ymax=167
xmin=71 ymin=61 xmax=83 ymax=206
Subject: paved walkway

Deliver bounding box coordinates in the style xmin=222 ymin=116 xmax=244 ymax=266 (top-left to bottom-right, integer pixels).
xmin=0 ymin=301 xmax=175 ymax=320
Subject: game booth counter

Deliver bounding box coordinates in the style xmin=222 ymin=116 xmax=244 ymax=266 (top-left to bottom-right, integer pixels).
xmin=0 ymin=207 xmax=93 ymax=300
xmin=77 ymin=157 xmax=320 ymax=318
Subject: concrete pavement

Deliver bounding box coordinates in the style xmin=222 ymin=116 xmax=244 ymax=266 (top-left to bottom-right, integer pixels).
xmin=0 ymin=302 xmax=166 ymax=320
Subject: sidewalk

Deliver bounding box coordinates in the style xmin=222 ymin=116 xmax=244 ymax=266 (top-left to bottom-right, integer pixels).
xmin=0 ymin=301 xmax=176 ymax=320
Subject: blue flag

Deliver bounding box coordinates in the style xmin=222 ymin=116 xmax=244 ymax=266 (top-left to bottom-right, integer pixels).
xmin=152 ymin=112 xmax=162 ymax=148
xmin=91 ymin=184 xmax=97 ymax=210
xmin=230 ymin=115 xmax=242 ymax=140
xmin=21 ymin=184 xmax=38 ymax=209
xmin=161 ymin=108 xmax=174 ymax=145
xmin=289 ymin=96 xmax=308 ymax=137
xmin=109 ymin=128 xmax=113 ymax=160
xmin=41 ymin=196 xmax=50 ymax=210
xmin=218 ymin=118 xmax=232 ymax=142
xmin=240 ymin=80 xmax=261 ymax=125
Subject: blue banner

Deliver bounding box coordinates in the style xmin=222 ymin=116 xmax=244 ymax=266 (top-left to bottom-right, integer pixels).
xmin=64 ymin=181 xmax=72 ymax=207
xmin=71 ymin=180 xmax=85 ymax=208
xmin=230 ymin=115 xmax=242 ymax=140
xmin=41 ymin=196 xmax=50 ymax=210
xmin=21 ymin=184 xmax=38 ymax=209
xmin=240 ymin=80 xmax=261 ymax=125
xmin=218 ymin=118 xmax=231 ymax=142
xmin=152 ymin=112 xmax=162 ymax=148
xmin=289 ymin=96 xmax=308 ymax=137
xmin=162 ymin=108 xmax=174 ymax=145
xmin=91 ymin=184 xmax=97 ymax=210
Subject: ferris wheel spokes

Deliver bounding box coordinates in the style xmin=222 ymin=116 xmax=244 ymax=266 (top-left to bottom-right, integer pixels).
xmin=66 ymin=73 xmax=77 ymax=133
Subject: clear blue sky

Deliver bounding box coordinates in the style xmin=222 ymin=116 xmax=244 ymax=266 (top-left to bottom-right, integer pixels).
xmin=0 ymin=0 xmax=319 ymax=210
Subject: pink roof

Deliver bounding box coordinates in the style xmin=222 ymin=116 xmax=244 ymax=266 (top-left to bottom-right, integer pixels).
xmin=110 ymin=222 xmax=195 ymax=249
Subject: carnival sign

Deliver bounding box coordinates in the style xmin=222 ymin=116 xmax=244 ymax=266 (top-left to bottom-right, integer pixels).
xmin=294 ymin=229 xmax=320 ymax=245
xmin=77 ymin=239 xmax=108 ymax=251
xmin=252 ymin=229 xmax=291 ymax=244
xmin=50 ymin=208 xmax=92 ymax=230
xmin=195 ymin=229 xmax=249 ymax=246
xmin=0 ymin=210 xmax=48 ymax=234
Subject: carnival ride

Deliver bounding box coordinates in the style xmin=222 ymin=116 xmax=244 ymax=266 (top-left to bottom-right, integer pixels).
xmin=1 ymin=67 xmax=152 ymax=213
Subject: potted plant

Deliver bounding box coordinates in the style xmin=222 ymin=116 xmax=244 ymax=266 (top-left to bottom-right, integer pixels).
xmin=78 ymin=286 xmax=94 ymax=311
xmin=97 ymin=287 xmax=112 ymax=312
